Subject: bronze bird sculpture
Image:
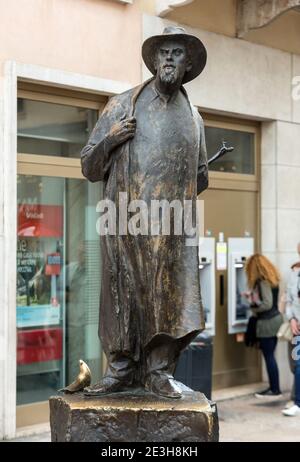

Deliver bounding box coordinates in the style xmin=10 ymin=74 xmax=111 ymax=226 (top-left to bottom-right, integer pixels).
xmin=59 ymin=359 xmax=91 ymax=393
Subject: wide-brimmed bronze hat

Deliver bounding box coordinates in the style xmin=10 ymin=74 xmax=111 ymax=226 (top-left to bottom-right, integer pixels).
xmin=142 ymin=26 xmax=207 ymax=84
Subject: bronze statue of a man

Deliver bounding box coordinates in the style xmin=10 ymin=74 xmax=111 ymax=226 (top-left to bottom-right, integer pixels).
xmin=81 ymin=26 xmax=208 ymax=399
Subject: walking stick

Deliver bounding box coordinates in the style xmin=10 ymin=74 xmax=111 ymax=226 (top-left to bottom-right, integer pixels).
xmin=208 ymin=141 xmax=234 ymax=165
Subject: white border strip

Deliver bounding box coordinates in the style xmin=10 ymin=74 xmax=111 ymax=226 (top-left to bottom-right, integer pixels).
xmin=15 ymin=62 xmax=132 ymax=96
xmin=2 ymin=61 xmax=17 ymax=440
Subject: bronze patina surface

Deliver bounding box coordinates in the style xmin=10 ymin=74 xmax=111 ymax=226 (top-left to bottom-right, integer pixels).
xmin=80 ymin=26 xmax=210 ymax=400
xmin=50 ymin=388 xmax=219 ymax=442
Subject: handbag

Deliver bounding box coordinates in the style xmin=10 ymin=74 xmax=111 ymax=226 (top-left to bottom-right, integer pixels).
xmin=277 ymin=321 xmax=293 ymax=342
xmin=245 ymin=316 xmax=258 ymax=347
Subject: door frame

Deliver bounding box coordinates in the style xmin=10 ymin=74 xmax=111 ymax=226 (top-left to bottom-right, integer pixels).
xmin=201 ymin=112 xmax=261 ymax=389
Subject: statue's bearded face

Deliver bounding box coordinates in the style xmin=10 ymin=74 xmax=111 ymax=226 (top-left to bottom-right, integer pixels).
xmin=155 ymin=40 xmax=192 ymax=86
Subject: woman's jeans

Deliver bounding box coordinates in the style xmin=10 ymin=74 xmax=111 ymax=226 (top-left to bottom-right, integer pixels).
xmin=288 ymin=342 xmax=296 ymax=401
xmin=259 ymin=337 xmax=281 ymax=393
xmin=292 ymin=336 xmax=300 ymax=406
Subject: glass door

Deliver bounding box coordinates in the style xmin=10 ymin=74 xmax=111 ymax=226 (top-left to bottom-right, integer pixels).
xmin=16 ymin=87 xmax=106 ymax=425
xmin=17 ymin=176 xmax=103 ymax=405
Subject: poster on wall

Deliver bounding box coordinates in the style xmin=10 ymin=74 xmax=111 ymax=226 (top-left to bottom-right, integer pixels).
xmin=17 ymin=204 xmax=63 ymax=328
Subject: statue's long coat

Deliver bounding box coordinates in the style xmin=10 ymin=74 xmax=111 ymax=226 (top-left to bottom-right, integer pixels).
xmin=81 ymin=78 xmax=208 ymax=362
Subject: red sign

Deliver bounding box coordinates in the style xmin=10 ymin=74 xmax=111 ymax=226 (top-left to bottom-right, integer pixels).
xmin=18 ymin=204 xmax=63 ymax=238
xmin=45 ymin=253 xmax=61 ymax=276
xmin=17 ymin=328 xmax=63 ymax=365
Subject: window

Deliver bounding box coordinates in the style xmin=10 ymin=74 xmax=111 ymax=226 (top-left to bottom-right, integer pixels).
xmin=17 ymin=99 xmax=98 ymax=158
xmin=16 ymin=89 xmax=105 ymax=407
xmin=202 ymin=115 xmax=258 ymax=178
xmin=206 ymin=126 xmax=255 ymax=175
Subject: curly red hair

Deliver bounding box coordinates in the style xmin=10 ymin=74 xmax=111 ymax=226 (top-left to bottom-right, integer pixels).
xmin=245 ymin=254 xmax=280 ymax=289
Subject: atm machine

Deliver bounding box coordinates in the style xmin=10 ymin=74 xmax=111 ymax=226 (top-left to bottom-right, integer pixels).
xmin=227 ymin=237 xmax=254 ymax=334
xmin=198 ymin=237 xmax=216 ymax=336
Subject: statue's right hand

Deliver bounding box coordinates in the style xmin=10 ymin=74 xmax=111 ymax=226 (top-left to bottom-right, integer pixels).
xmin=105 ymin=117 xmax=136 ymax=151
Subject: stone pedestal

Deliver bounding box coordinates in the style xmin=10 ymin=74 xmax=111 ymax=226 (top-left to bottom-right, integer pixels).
xmin=49 ymin=389 xmax=219 ymax=442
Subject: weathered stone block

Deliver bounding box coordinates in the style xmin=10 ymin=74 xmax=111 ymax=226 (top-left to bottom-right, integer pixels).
xmin=50 ymin=389 xmax=218 ymax=442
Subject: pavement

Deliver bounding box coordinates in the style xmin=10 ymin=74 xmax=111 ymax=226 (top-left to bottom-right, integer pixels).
xmin=218 ymin=392 xmax=300 ymax=442
xmin=5 ymin=387 xmax=300 ymax=443
xmin=9 ymin=431 xmax=51 ymax=442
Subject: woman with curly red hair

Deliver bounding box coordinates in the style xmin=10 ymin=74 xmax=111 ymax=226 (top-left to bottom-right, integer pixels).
xmin=245 ymin=254 xmax=283 ymax=398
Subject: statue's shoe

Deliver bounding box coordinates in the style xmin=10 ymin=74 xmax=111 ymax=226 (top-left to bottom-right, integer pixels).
xmin=83 ymin=376 xmax=125 ymax=396
xmin=145 ymin=372 xmax=182 ymax=399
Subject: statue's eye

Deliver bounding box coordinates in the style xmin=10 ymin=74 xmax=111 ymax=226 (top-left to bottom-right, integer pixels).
xmin=174 ymin=49 xmax=183 ymax=56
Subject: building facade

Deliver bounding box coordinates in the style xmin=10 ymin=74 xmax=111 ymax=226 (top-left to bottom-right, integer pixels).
xmin=0 ymin=0 xmax=300 ymax=439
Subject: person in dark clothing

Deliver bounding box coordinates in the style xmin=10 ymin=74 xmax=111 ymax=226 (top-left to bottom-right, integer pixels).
xmin=245 ymin=254 xmax=283 ymax=398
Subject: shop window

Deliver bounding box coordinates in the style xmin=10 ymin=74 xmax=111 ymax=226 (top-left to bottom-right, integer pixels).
xmin=17 ymin=94 xmax=103 ymax=406
xmin=16 ymin=175 xmax=103 ymax=405
xmin=17 ymin=98 xmax=98 ymax=158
